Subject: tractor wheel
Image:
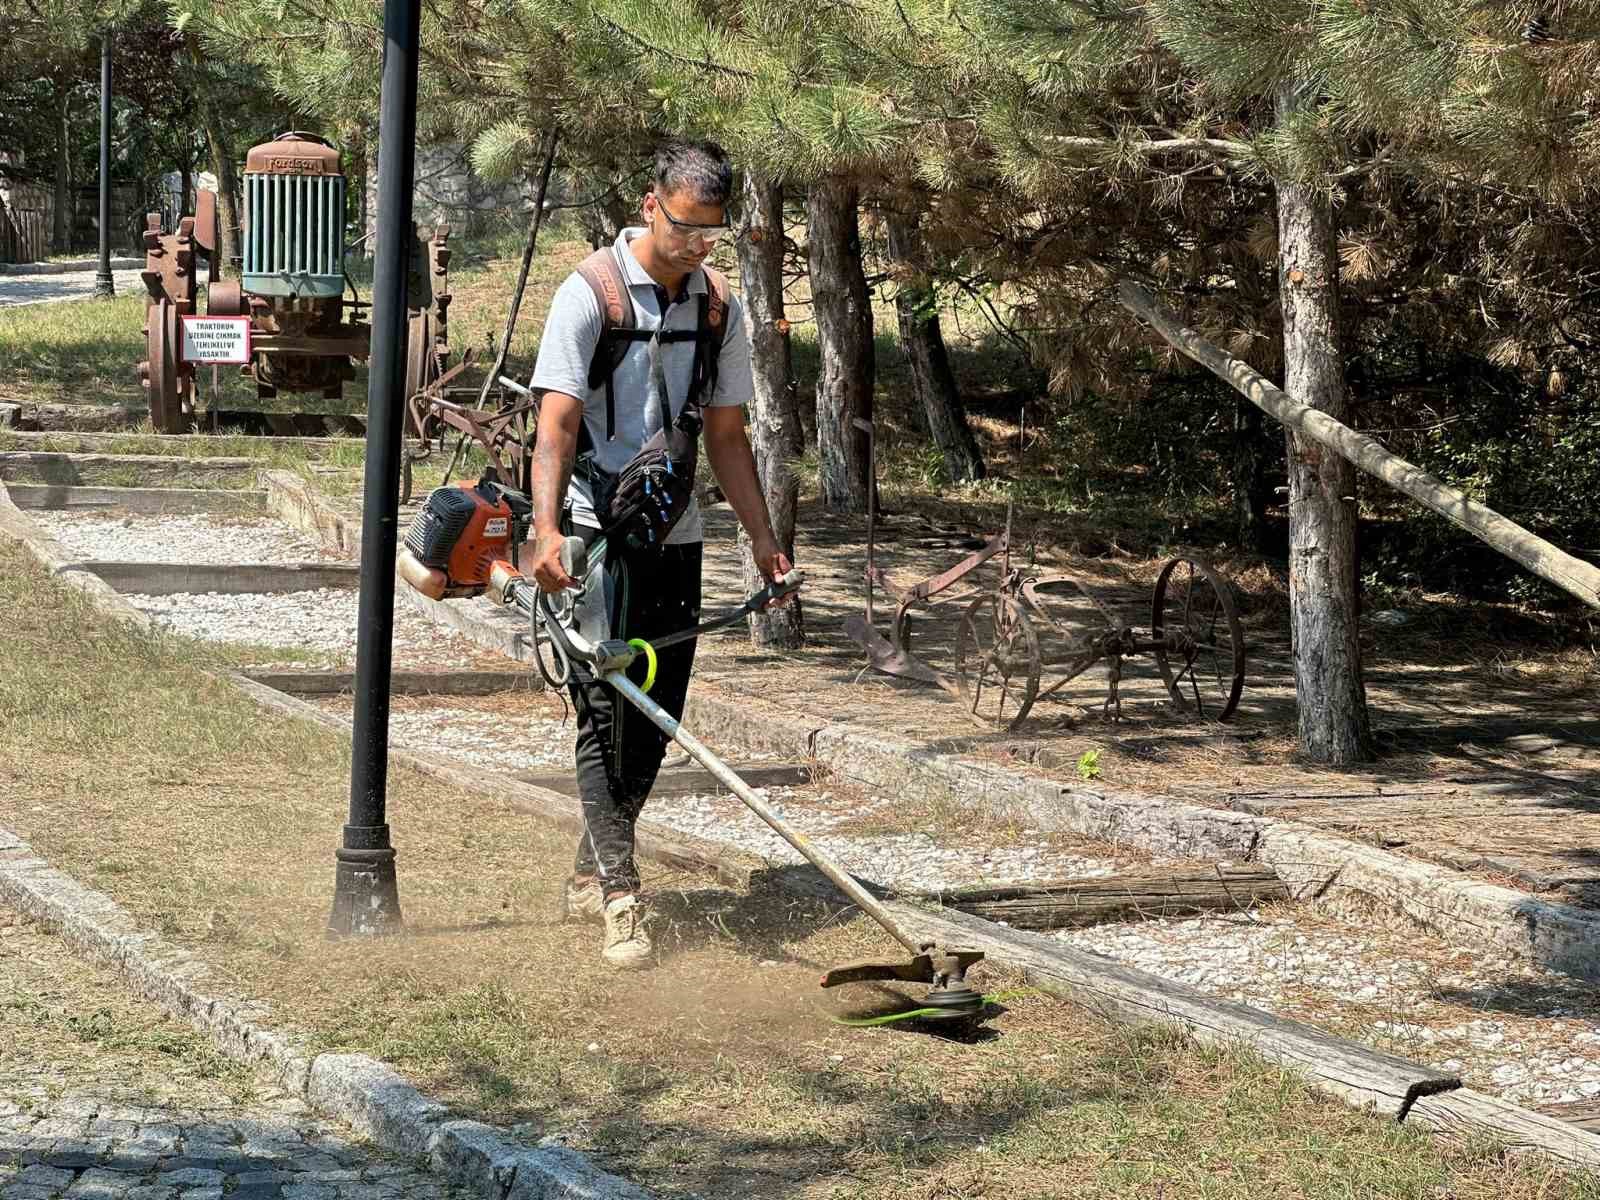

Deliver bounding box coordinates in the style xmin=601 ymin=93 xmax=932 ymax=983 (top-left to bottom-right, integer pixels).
xmin=140 ymin=300 xmax=188 ymax=434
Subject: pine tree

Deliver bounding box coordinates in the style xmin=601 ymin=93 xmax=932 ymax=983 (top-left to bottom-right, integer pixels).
xmin=884 ymin=206 xmax=986 ymax=484
xmin=920 ymin=0 xmax=1600 ymax=761
xmin=736 ymin=173 xmax=806 ymax=646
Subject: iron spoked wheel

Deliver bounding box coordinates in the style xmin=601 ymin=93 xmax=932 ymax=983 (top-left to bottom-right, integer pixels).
xmin=954 ymin=593 xmax=1041 ymax=731
xmin=403 ymin=312 xmax=439 ymax=427
xmin=141 ymin=300 xmax=185 ymax=434
xmin=1151 ymin=556 xmax=1246 ymax=722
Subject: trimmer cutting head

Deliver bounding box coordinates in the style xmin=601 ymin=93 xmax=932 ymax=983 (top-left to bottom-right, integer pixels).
xmin=820 ymin=945 xmax=987 ymax=1022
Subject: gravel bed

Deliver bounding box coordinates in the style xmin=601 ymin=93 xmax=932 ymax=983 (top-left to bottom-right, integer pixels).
xmin=319 ymin=699 xmax=1127 ymax=890
xmin=645 ymin=788 xmax=1124 ymax=892
xmin=1062 ymin=911 xmax=1600 ymax=1106
xmin=31 ymin=512 xmax=337 ymax=564
xmin=384 ymin=704 xmax=571 ymax=773
xmin=129 ymin=588 xmax=482 ymax=670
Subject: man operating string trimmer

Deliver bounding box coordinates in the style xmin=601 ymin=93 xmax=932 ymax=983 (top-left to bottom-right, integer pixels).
xmin=398 ymin=141 xmax=986 ymax=1016
xmin=521 ymin=141 xmax=794 ymax=969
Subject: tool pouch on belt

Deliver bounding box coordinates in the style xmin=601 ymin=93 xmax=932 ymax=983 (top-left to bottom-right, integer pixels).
xmin=587 ymin=424 xmax=698 ymax=551
xmin=571 ymin=246 xmax=727 ymax=552
xmin=582 ymin=326 xmax=705 ymax=551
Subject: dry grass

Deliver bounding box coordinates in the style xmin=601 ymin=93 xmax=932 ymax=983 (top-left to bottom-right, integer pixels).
xmin=0 ymin=909 xmax=262 ymax=1109
xmin=6 ymin=540 xmax=1600 ymax=1198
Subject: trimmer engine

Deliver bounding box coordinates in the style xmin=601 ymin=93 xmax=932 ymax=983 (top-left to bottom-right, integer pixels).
xmin=398 ymin=478 xmax=532 ymax=599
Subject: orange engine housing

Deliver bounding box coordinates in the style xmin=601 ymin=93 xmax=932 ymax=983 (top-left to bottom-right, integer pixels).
xmin=398 ymin=479 xmax=529 ymax=599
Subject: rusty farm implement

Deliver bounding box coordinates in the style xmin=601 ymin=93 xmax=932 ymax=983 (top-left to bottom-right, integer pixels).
xmin=844 ymin=420 xmax=1248 ymax=731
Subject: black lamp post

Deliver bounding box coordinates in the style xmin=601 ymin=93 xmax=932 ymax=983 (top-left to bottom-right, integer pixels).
xmin=94 ymin=30 xmax=114 ymax=298
xmin=328 ymin=0 xmax=421 ymax=937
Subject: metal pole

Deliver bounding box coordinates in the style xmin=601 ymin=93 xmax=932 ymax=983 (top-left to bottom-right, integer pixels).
xmin=329 ymin=0 xmax=421 ymax=937
xmin=602 ymin=668 xmax=926 ymax=958
xmin=94 ymin=31 xmax=114 ymax=298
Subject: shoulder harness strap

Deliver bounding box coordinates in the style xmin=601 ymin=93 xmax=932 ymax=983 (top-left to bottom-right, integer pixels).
xmin=576 ymin=245 xmax=646 ymax=442
xmin=685 ymin=265 xmax=731 ymax=412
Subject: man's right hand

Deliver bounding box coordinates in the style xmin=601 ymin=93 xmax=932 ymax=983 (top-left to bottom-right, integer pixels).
xmin=528 ymin=528 xmax=578 ymax=594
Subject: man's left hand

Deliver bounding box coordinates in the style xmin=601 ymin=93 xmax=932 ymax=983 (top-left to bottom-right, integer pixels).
xmin=750 ymin=536 xmax=796 ymax=608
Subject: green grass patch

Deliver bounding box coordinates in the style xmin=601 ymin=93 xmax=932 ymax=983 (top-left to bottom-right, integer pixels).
xmin=0 ymin=290 xmax=149 ymax=408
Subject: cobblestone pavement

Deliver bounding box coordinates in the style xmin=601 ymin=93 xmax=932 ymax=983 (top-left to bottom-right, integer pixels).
xmin=0 ymin=269 xmax=144 ymax=307
xmin=0 ymin=907 xmax=475 ymax=1200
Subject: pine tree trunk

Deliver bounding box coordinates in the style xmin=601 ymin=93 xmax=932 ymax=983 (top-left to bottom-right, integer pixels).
xmin=807 ymin=179 xmax=874 ymax=512
xmin=1276 ymin=89 xmax=1372 ymax=765
xmin=885 ymin=210 xmax=985 ymax=484
xmin=736 ymin=174 xmax=805 ymax=648
xmin=52 ymin=77 xmax=72 ymax=255
xmin=197 ymin=82 xmax=239 ymax=274
xmin=1232 ymin=398 xmax=1270 ymax=552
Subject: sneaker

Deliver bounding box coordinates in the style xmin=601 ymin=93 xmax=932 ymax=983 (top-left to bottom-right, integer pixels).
xmin=560 ymin=876 xmax=605 ymax=924
xmin=601 ymin=894 xmax=652 ymax=968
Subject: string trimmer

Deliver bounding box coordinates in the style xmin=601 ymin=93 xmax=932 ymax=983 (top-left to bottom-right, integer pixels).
xmin=397 ymin=477 xmax=988 ymax=1021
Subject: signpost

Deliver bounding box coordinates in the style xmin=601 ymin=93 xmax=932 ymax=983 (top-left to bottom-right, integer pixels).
xmin=179 ymin=316 xmax=251 ymax=365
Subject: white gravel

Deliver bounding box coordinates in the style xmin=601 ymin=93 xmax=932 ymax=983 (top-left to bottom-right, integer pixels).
xmin=128 ymin=588 xmax=480 ymax=668
xmin=1062 ymin=912 xmax=1600 ymax=1106
xmin=385 ymin=705 xmax=570 ymax=773
xmin=314 ymin=695 xmax=1128 ymax=890
xmin=646 ymin=787 xmax=1124 ymax=892
xmin=32 ymin=512 xmax=337 ymax=564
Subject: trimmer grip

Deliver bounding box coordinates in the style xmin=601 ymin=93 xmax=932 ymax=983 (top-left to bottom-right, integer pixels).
xmin=559 ymin=536 xmax=588 ymax=581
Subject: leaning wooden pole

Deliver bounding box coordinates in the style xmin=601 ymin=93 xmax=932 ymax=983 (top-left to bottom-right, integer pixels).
xmin=1116 ymin=280 xmax=1600 ymax=612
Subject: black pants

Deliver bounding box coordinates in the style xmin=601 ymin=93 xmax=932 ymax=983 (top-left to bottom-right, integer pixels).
xmin=567 ymin=529 xmax=701 ymax=894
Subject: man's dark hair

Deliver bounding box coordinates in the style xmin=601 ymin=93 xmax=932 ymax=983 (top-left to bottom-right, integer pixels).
xmin=653 ymin=141 xmax=733 ymax=208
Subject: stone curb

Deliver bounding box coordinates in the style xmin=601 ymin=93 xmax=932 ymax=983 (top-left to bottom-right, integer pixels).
xmin=0 ymin=484 xmax=655 ymax=1200
xmin=0 ymin=827 xmax=652 ymax=1199
xmin=256 ymin=474 xmax=1600 ymax=984
xmin=0 ymin=257 xmax=142 ymax=275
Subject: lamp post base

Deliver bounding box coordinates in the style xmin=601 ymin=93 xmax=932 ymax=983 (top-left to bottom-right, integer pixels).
xmin=94 ymin=271 xmax=115 ymax=298
xmin=327 ymin=828 xmax=403 ymax=937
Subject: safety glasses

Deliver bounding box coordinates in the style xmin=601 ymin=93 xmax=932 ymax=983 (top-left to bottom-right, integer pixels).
xmin=652 ymin=193 xmax=731 ymax=245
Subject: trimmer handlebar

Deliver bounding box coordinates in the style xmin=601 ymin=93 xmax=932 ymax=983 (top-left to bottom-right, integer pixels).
xmin=558 ymin=536 xmax=588 ymax=581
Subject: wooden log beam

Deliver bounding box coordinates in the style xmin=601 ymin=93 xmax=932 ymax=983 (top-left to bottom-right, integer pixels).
xmin=1411 ymin=1089 xmax=1600 ymax=1167
xmin=242 ymin=668 xmax=542 ymax=696
xmin=1116 ymin=280 xmax=1600 ymax=612
xmin=514 ymin=762 xmax=814 ymax=799
xmin=80 ymin=561 xmax=360 ymax=595
xmin=3 ymin=484 xmax=267 ymax=515
xmin=1538 ymin=1099 xmax=1600 ymax=1135
xmin=931 ymin=866 xmax=1288 ymax=929
xmin=880 ymin=900 xmax=1459 ymax=1119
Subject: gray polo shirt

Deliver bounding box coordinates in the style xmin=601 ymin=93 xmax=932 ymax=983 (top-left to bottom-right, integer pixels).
xmin=531 ymin=228 xmax=754 ymax=544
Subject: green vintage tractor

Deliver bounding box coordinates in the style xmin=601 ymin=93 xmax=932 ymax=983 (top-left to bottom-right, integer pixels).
xmin=137 ymin=131 xmax=450 ymax=435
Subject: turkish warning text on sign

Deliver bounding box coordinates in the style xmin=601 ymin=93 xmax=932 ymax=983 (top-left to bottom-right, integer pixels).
xmin=180 ymin=317 xmax=251 ymax=364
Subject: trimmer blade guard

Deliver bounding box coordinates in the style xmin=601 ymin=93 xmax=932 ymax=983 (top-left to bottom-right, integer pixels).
xmin=819 ymin=948 xmax=984 ymax=990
